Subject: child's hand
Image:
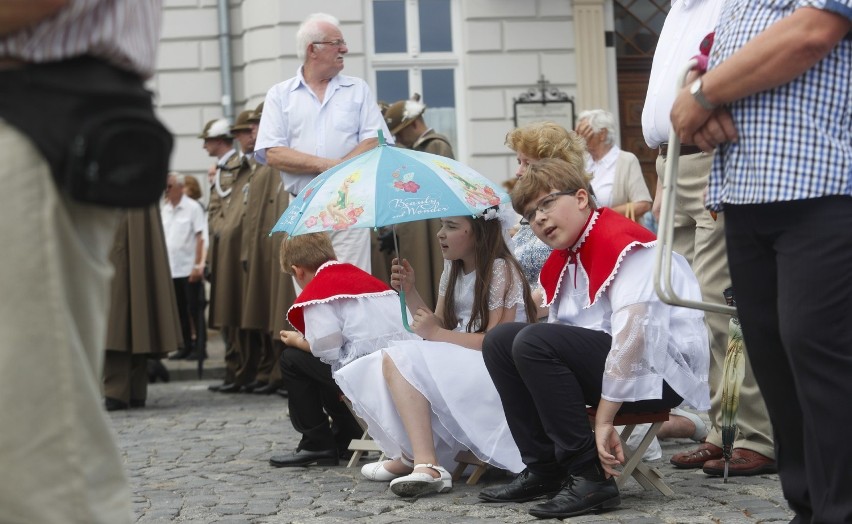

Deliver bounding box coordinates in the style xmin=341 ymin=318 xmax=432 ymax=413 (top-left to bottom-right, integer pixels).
xmin=280 ymin=330 xmax=301 ymax=347
xmin=390 ymin=258 xmax=416 ymax=294
xmin=410 ymin=307 xmax=440 ymax=340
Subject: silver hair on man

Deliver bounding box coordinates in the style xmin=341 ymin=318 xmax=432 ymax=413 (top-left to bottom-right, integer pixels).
xmin=295 ymin=13 xmax=341 ymax=61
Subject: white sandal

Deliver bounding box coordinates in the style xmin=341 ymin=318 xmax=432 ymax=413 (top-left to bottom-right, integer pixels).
xmin=360 ymin=456 xmax=414 ymax=482
xmin=389 ymin=463 xmax=452 ymax=497
xmin=671 ymin=408 xmax=709 ymax=442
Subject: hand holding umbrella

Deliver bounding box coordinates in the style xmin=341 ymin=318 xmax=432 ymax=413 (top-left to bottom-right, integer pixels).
xmin=270 ymin=131 xmax=510 ymax=331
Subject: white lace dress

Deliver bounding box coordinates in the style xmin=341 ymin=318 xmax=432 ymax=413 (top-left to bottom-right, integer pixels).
xmin=334 ymin=258 xmax=527 ymax=473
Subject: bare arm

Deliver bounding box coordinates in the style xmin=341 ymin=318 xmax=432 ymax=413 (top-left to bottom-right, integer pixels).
xmin=0 ymin=0 xmax=67 ymax=35
xmin=265 ymin=137 xmax=379 ymax=175
xmin=265 ymin=146 xmax=339 ymax=175
xmin=672 ymin=7 xmax=852 ymax=143
xmin=188 ymin=232 xmax=205 ymax=283
xmin=342 ymin=137 xmax=379 ymax=160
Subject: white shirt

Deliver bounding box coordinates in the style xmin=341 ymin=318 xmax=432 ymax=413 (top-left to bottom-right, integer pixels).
xmin=254 ymin=67 xmax=393 ymax=195
xmin=641 ymin=0 xmax=725 ymax=148
xmin=0 ymin=0 xmax=163 ymax=78
xmin=161 ymin=194 xmax=206 ymax=279
xmin=549 ymin=246 xmax=710 ymax=410
xmin=585 ymin=146 xmax=620 ymax=207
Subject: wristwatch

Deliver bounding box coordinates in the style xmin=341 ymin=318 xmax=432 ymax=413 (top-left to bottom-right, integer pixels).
xmin=689 ymin=78 xmax=717 ymax=111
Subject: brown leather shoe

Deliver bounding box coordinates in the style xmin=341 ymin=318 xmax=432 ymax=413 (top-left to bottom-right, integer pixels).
xmin=670 ymin=442 xmax=723 ymax=469
xmin=702 ymin=448 xmax=777 ymax=477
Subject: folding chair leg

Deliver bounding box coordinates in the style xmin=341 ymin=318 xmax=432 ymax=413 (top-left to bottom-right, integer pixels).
xmin=616 ymin=421 xmax=673 ymax=496
xmin=452 ymin=450 xmax=488 ymax=485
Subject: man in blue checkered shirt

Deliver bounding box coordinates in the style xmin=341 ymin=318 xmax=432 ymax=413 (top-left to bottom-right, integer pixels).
xmin=671 ymin=1 xmax=852 ymax=521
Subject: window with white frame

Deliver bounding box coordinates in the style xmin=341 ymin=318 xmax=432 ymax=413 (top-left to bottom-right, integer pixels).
xmin=370 ymin=0 xmax=459 ymax=152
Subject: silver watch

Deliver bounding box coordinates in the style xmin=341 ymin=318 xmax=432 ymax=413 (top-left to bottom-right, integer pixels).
xmin=689 ymin=78 xmax=717 ymax=111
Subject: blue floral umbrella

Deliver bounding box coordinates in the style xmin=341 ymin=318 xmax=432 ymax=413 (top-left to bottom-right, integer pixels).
xmin=270 ymin=131 xmax=510 ymax=329
xmin=271 ymin=132 xmax=507 ymax=235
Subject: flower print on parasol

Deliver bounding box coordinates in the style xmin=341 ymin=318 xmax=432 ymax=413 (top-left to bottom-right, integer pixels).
xmin=271 ymin=131 xmax=507 ymax=236
xmin=271 ymin=131 xmax=510 ymax=330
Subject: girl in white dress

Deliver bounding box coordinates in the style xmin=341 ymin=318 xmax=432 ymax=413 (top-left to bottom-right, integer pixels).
xmin=335 ymin=208 xmax=537 ymax=497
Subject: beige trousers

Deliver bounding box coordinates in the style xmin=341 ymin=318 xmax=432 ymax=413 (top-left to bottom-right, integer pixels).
xmin=658 ymin=152 xmax=774 ymax=457
xmin=0 ymin=119 xmax=131 ymax=523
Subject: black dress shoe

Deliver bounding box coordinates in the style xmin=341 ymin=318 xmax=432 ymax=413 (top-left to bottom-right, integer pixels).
xmin=253 ymin=381 xmax=284 ymax=395
xmin=269 ymin=448 xmax=339 ymax=467
xmin=241 ymin=380 xmax=265 ymax=393
xmin=276 ymin=388 xmax=289 ymax=398
xmin=168 ymin=349 xmax=191 ymax=360
xmin=218 ymin=383 xmax=242 ymax=393
xmin=129 ymin=399 xmax=146 ymax=408
xmin=479 ymin=468 xmax=564 ymax=503
xmin=105 ymin=397 xmax=128 ymax=411
xmin=208 ymin=382 xmax=227 ymax=392
xmin=528 ymin=462 xmax=620 ymax=519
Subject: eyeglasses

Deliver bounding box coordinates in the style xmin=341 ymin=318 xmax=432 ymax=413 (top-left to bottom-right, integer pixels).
xmin=312 ymin=39 xmax=347 ymax=48
xmin=520 ymin=191 xmax=578 ymax=225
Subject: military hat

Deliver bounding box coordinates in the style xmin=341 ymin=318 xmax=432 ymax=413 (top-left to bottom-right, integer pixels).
xmin=230 ymin=110 xmax=254 ymax=133
xmin=198 ymin=118 xmax=232 ymax=139
xmin=384 ymin=94 xmax=426 ymax=134
xmin=248 ymin=102 xmax=264 ymax=123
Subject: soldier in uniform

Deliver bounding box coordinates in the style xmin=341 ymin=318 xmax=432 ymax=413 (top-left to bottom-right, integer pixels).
xmin=201 ymin=118 xmax=254 ymax=393
xmin=103 ymin=207 xmax=182 ymax=410
xmin=382 ymin=95 xmax=455 ymax=308
xmin=230 ymin=108 xmax=276 ymax=393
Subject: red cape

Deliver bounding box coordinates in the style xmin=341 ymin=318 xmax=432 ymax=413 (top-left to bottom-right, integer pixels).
xmin=539 ymin=208 xmax=656 ymax=308
xmin=287 ymin=261 xmax=397 ymax=335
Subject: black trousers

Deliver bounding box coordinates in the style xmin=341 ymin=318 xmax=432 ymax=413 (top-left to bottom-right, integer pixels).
xmin=172 ymin=277 xmax=192 ymax=351
xmin=725 ymin=197 xmax=852 ymax=523
xmin=483 ymin=322 xmax=682 ymax=478
xmin=279 ymin=346 xmax=362 ymax=452
xmin=187 ymin=280 xmax=207 ymax=357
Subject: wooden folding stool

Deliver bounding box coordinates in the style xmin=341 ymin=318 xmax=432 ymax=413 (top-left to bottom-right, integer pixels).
xmin=451 ymin=449 xmax=489 ymax=485
xmin=588 ymin=408 xmax=673 ymax=496
xmin=341 ymin=395 xmax=383 ymax=468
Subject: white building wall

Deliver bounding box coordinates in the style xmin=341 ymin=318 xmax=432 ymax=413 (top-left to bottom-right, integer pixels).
xmin=153 ymin=0 xmax=580 ymax=185
xmin=461 ymin=0 xmax=577 ymax=182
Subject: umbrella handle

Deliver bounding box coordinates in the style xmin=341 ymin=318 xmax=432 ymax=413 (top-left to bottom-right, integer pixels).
xmin=398 ymin=290 xmax=414 ymax=333
xmin=391 ymin=224 xmax=415 ymax=333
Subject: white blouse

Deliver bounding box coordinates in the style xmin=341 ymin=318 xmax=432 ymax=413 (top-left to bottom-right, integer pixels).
xmin=438 ymin=258 xmax=528 ymax=331
xmin=303 ymin=293 xmax=419 ymax=372
xmin=550 ymin=247 xmax=710 ymax=410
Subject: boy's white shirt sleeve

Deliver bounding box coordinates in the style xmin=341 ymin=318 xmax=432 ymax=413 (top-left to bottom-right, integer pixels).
xmin=600 ymin=248 xmax=666 ymax=402
xmin=302 ymin=301 xmax=345 ymax=361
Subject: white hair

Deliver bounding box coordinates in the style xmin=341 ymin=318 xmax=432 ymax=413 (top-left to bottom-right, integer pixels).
xmin=168 ymin=172 xmax=186 ymax=186
xmin=296 ymin=13 xmax=340 ymax=61
xmin=578 ymin=109 xmax=617 ymax=146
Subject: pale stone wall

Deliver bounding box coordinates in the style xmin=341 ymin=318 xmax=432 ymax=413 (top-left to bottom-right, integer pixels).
xmin=152 ymin=0 xmax=595 ymax=185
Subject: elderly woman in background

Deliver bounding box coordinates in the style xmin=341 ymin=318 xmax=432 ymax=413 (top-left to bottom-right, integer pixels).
xmin=505 ymin=122 xmax=587 ymax=318
xmin=575 ymin=109 xmax=652 ymax=221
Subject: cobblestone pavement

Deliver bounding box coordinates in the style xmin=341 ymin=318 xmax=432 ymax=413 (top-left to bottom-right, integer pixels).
xmin=111 ymin=381 xmax=793 ymax=523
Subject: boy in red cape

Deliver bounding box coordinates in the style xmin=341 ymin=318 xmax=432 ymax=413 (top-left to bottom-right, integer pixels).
xmin=268 ymin=232 xmax=417 ymax=467
xmin=479 ymin=158 xmax=710 ymax=519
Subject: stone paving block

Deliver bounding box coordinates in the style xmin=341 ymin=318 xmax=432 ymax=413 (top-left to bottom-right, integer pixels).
xmin=113 ymin=383 xmax=795 ymax=523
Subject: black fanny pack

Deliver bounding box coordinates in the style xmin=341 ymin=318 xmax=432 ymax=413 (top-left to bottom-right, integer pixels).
xmin=0 ymin=56 xmax=173 ymax=207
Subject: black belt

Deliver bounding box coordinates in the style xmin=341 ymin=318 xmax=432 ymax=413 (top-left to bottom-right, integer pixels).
xmin=658 ymin=143 xmax=704 ymax=158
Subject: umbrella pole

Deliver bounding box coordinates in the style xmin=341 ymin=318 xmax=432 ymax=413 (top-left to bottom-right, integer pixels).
xmin=392 ymin=224 xmax=414 ymax=333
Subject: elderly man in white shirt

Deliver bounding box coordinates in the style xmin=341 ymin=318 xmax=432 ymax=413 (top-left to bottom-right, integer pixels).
xmin=161 ymin=172 xmax=207 ymax=359
xmin=255 ymin=12 xmax=392 ymax=274
xmin=641 ymin=0 xmax=775 ymax=477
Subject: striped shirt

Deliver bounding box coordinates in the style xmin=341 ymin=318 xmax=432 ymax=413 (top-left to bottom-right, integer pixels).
xmin=0 ymin=0 xmax=163 ymax=78
xmin=706 ymin=0 xmax=852 ymax=211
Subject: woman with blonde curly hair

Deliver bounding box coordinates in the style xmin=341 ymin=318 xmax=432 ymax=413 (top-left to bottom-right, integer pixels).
xmin=504 ymin=121 xmax=587 ymax=317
